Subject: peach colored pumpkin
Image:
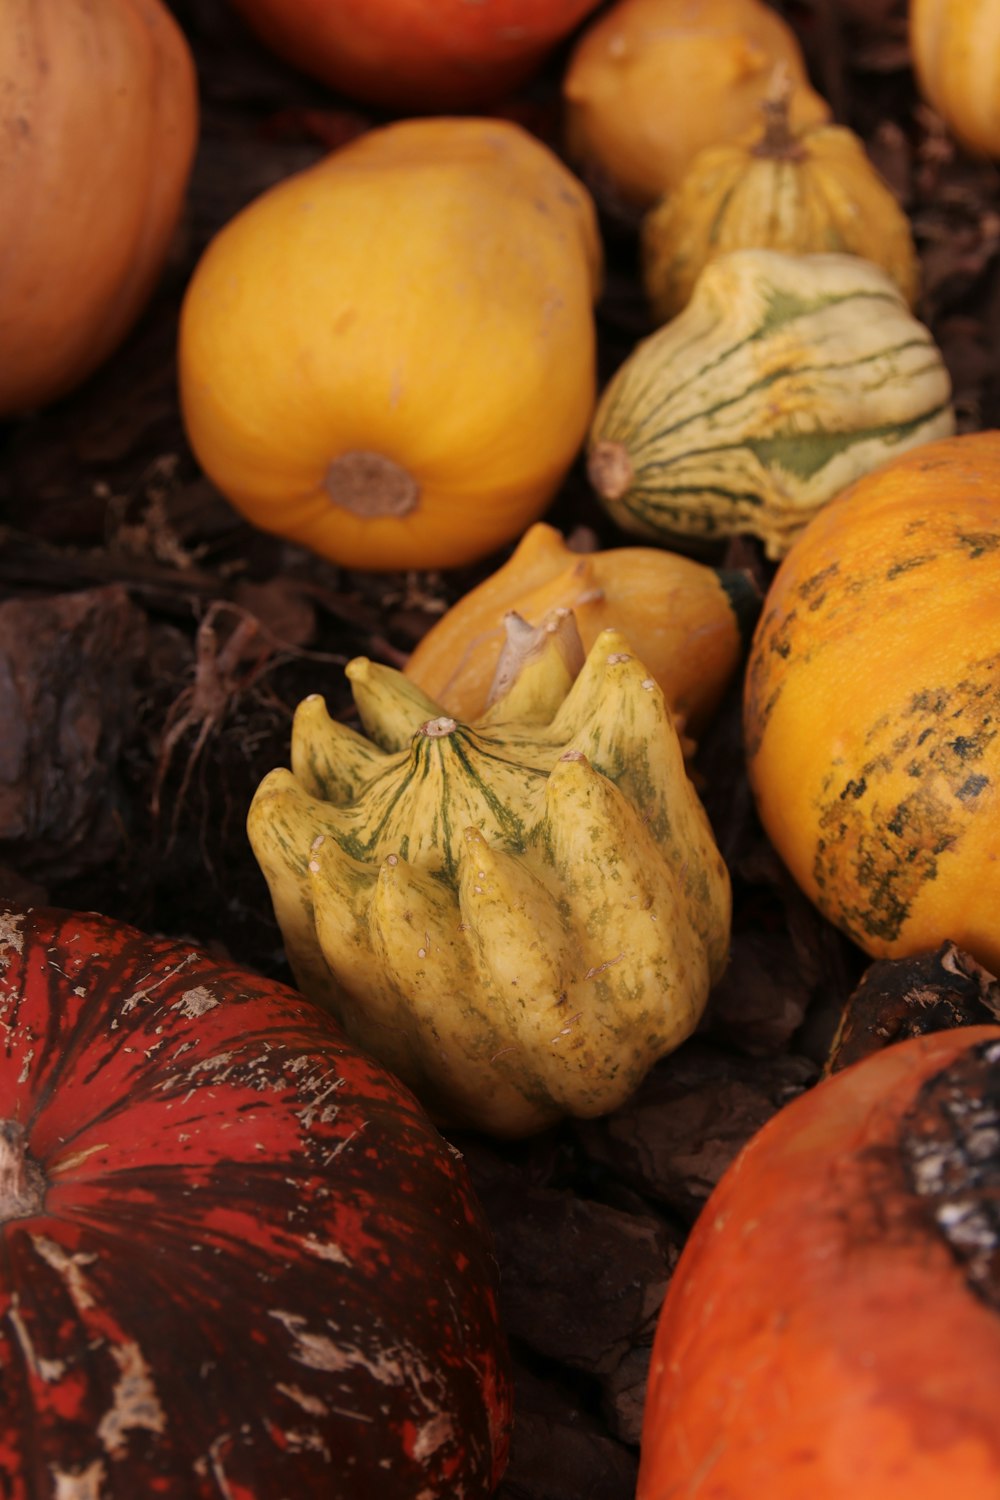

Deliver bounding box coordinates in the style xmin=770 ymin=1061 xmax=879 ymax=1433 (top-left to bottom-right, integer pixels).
xmin=0 ymin=0 xmax=198 ymax=415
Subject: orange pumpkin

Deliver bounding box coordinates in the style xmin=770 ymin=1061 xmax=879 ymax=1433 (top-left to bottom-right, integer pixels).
xmin=744 ymin=430 xmax=1000 ymax=975
xmin=0 ymin=0 xmax=198 ymax=416
xmin=562 ymin=0 xmax=830 ymax=211
xmin=404 ymin=522 xmax=759 ymax=737
xmin=179 ymin=117 xmax=601 ymax=573
xmin=226 ymin=0 xmax=605 ymax=111
xmin=639 ymin=1024 xmax=1000 ymax=1499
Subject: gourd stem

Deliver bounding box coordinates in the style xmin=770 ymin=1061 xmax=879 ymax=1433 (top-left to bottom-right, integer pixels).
xmin=324 ymin=451 xmax=420 ymax=520
xmin=587 ymin=440 xmax=633 ymax=501
xmin=752 ymin=63 xmax=807 ymax=162
xmin=0 ymin=1120 xmax=45 ymax=1223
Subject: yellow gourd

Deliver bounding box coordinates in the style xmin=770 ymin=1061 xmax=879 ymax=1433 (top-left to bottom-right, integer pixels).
xmin=248 ymin=619 xmax=731 ymax=1137
xmin=403 ymin=521 xmax=759 ymax=737
xmin=562 ymin=0 xmax=830 ymax=211
xmin=641 ymin=76 xmax=920 ymax=324
xmin=179 ymin=117 xmax=601 ymax=573
xmin=910 ymin=0 xmax=1000 ymax=157
xmin=744 ymin=430 xmax=1000 ymax=976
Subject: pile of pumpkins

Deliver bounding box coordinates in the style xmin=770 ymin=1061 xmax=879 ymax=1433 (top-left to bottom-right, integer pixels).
xmin=3 ymin=0 xmax=1000 ymax=1495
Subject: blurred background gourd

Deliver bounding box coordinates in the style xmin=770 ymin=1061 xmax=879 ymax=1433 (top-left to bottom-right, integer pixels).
xmin=0 ymin=0 xmax=198 ymax=416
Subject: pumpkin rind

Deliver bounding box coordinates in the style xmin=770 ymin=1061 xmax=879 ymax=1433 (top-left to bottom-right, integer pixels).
xmin=562 ymin=0 xmax=830 ymax=211
xmin=248 ymin=629 xmax=731 ymax=1137
xmin=743 ymin=428 xmax=1000 ymax=975
xmin=0 ymin=0 xmax=198 ymax=415
xmin=640 ymin=95 xmax=920 ymax=323
xmin=588 ymin=249 xmax=955 ymax=559
xmin=0 ymin=904 xmax=512 ymax=1498
xmin=403 ymin=522 xmax=759 ymax=737
xmin=178 ymin=116 xmax=601 ymax=573
xmin=638 ymin=1025 xmax=1000 ymax=1498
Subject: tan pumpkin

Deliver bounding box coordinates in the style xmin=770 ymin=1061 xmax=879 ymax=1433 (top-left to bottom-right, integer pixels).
xmin=179 ymin=116 xmax=601 ymax=573
xmin=0 ymin=0 xmax=198 ymax=415
xmin=910 ymin=0 xmax=1000 ymax=157
xmin=744 ymin=429 xmax=1000 ymax=976
xmin=403 ymin=522 xmax=759 ymax=738
xmin=562 ymin=0 xmax=830 ymax=212
xmin=641 ymin=74 xmax=920 ymax=323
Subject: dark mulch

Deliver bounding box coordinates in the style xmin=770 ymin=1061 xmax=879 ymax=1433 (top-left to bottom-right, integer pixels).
xmin=3 ymin=3 xmax=999 ymax=1493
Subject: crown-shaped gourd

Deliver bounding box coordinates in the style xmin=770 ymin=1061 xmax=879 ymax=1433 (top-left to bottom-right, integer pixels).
xmin=248 ymin=614 xmax=730 ymax=1136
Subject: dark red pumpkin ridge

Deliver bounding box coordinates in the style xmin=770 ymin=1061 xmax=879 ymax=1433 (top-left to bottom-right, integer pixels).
xmin=0 ymin=904 xmax=512 ymax=1499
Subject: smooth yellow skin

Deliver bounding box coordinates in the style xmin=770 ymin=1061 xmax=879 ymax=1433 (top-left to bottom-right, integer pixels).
xmin=641 ymin=120 xmax=920 ymax=323
xmin=179 ymin=116 xmax=601 ymax=572
xmin=744 ymin=431 xmax=1000 ymax=975
xmin=911 ymin=0 xmax=1000 ymax=157
xmin=562 ymin=0 xmax=830 ymax=210
xmin=404 ymin=521 xmax=748 ymax=735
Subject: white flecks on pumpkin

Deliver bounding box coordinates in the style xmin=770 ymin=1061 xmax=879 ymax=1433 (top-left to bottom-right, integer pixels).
xmin=51 ymin=1459 xmax=105 ymax=1500
xmin=96 ymin=1340 xmax=167 ymax=1458
xmin=0 ymin=911 xmax=25 ymax=959
xmin=275 ymin=1382 xmax=330 ymax=1417
xmin=31 ymin=1235 xmax=99 ymax=1311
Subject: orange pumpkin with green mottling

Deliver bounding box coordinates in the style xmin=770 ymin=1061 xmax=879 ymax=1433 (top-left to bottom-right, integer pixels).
xmin=743 ymin=430 xmax=1000 ymax=975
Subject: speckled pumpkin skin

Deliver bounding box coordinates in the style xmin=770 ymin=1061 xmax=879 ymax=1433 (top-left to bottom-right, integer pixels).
xmin=744 ymin=430 xmax=1000 ymax=974
xmin=0 ymin=904 xmax=511 ymax=1499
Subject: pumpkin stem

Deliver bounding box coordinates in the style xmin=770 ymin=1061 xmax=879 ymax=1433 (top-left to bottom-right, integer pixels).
xmin=752 ymin=63 xmax=807 ymax=162
xmin=0 ymin=1121 xmax=45 ymax=1223
xmin=324 ymin=451 xmax=420 ymax=520
xmin=587 ymin=440 xmax=634 ymax=502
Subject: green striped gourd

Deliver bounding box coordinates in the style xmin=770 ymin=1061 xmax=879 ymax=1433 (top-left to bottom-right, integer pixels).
xmin=248 ymin=616 xmax=731 ymax=1138
xmin=588 ymin=248 xmax=955 ymax=559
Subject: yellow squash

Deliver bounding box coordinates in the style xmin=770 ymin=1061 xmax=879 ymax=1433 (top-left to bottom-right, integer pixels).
xmin=744 ymin=430 xmax=1000 ymax=976
xmin=641 ymin=77 xmax=920 ymax=323
xmin=179 ymin=116 xmax=601 ymax=572
xmin=910 ymin=0 xmax=1000 ymax=157
xmin=562 ymin=0 xmax=830 ymax=211
xmin=403 ymin=521 xmax=759 ymax=738
xmin=249 ymin=619 xmax=731 ymax=1137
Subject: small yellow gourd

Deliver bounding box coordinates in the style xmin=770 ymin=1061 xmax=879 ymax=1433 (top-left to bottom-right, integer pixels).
xmin=641 ymin=74 xmax=920 ymax=324
xmin=910 ymin=0 xmax=1000 ymax=158
xmin=179 ymin=116 xmax=601 ymax=573
xmin=562 ymin=0 xmax=830 ymax=211
xmin=403 ymin=522 xmax=760 ymax=738
xmin=248 ymin=618 xmax=731 ymax=1138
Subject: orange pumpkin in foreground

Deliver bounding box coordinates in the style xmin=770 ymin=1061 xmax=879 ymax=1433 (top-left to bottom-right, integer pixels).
xmin=0 ymin=0 xmax=198 ymax=416
xmin=744 ymin=430 xmax=1000 ymax=975
xmin=179 ymin=116 xmax=601 ymax=573
xmin=639 ymin=1024 xmax=1000 ymax=1498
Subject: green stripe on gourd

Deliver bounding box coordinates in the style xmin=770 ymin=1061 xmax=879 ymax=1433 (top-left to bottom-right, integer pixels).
xmin=588 ymin=250 xmax=955 ymax=560
xmin=248 ymin=617 xmax=731 ymax=1137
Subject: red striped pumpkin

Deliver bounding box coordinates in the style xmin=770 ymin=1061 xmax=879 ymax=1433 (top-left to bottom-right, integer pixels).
xmin=0 ymin=904 xmax=512 ymax=1498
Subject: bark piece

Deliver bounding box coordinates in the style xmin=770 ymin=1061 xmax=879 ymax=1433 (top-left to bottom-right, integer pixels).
xmin=461 ymin=1149 xmax=677 ymax=1379
xmin=498 ymin=1362 xmax=639 ymax=1500
xmin=827 ymin=941 xmax=1000 ymax=1075
xmin=0 ymin=586 xmax=146 ymax=879
xmin=576 ymin=1042 xmax=817 ymax=1221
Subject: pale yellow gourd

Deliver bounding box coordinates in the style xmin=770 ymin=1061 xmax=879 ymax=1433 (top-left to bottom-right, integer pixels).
xmin=641 ymin=79 xmax=920 ymax=323
xmin=248 ymin=617 xmax=731 ymax=1137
